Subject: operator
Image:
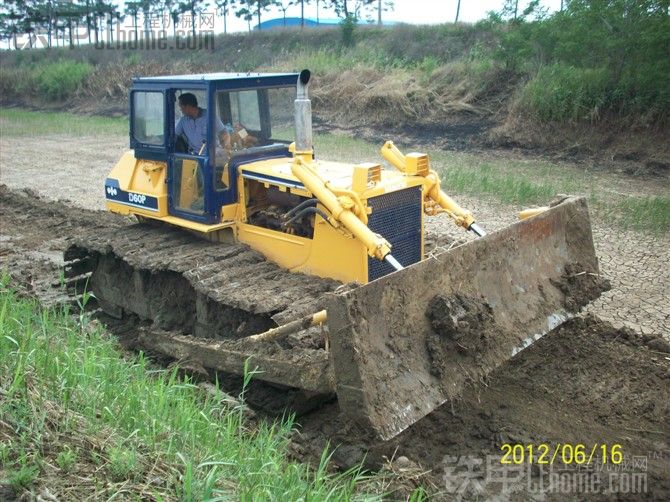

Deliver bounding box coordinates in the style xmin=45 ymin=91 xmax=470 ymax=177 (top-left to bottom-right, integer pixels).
xmin=175 ymin=93 xmax=232 ymax=155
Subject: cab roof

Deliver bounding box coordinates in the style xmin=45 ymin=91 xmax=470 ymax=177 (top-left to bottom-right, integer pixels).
xmin=132 ymin=72 xmax=300 ymax=87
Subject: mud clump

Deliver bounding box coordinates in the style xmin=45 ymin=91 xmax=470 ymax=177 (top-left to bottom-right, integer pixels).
xmin=425 ymin=293 xmax=495 ymax=378
xmin=553 ymin=262 xmax=611 ymax=313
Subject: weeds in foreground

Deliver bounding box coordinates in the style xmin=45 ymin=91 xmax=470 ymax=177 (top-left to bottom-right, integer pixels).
xmin=0 ymin=278 xmax=380 ymax=499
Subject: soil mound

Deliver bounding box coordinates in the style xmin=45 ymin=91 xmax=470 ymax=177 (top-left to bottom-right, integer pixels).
xmin=293 ymin=315 xmax=670 ymax=499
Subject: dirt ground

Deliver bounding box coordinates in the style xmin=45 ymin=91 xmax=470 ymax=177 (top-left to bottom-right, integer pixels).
xmin=0 ymin=134 xmax=669 ymax=499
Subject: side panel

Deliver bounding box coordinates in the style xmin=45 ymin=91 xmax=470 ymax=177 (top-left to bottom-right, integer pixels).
xmin=236 ymin=212 xmax=368 ymax=284
xmin=105 ymin=151 xmax=168 ymax=217
xmin=295 ymin=210 xmax=367 ymax=283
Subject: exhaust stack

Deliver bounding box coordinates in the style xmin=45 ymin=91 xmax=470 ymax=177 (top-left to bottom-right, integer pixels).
xmin=295 ymin=69 xmax=313 ymax=154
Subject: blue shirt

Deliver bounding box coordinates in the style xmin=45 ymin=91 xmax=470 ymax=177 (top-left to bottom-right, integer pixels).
xmin=175 ymin=108 xmax=231 ymax=154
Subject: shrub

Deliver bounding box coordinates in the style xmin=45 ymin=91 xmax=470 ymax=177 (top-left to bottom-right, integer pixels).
xmin=340 ymin=14 xmax=357 ymax=47
xmin=33 ymin=60 xmax=93 ymax=101
xmin=518 ymin=64 xmax=611 ymax=122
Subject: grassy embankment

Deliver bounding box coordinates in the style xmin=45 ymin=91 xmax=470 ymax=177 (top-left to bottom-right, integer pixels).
xmin=2 ymin=107 xmax=667 ymax=235
xmin=0 ymin=277 xmax=393 ymax=499
xmin=1 ymin=1 xmax=668 ymax=156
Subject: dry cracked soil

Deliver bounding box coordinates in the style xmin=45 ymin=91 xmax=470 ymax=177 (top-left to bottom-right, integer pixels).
xmin=0 ymin=133 xmax=669 ymax=500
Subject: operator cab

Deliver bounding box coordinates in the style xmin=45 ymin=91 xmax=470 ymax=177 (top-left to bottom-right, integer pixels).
xmin=129 ymin=72 xmax=299 ymax=224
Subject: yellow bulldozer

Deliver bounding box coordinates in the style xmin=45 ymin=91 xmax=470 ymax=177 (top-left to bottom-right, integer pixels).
xmin=66 ymin=70 xmax=607 ymax=440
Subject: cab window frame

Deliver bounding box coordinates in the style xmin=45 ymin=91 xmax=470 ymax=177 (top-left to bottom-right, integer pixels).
xmin=131 ymin=90 xmax=166 ymax=148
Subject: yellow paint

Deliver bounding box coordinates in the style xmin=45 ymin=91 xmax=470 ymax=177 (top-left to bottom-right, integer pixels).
xmin=234 ymin=160 xmax=368 ymax=283
xmin=106 ymin=151 xmax=168 ymax=217
xmin=220 ymin=203 xmax=239 ymax=223
xmin=381 ymin=140 xmax=476 ymax=230
xmin=519 ymin=207 xmax=550 ymax=220
xmin=238 ymin=223 xmax=311 ymax=269
xmin=297 ymin=207 xmax=367 ymax=282
xmin=104 ymin=142 xmax=464 ymax=285
xmin=154 ymin=216 xmax=232 ymax=233
xmin=177 ymin=158 xmax=200 ymax=209
xmin=352 ymin=163 xmax=381 ymax=194
xmin=291 ymin=158 xmax=391 ymax=261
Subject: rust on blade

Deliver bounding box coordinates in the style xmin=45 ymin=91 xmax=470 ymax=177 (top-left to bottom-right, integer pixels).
xmin=327 ymin=197 xmax=607 ymax=440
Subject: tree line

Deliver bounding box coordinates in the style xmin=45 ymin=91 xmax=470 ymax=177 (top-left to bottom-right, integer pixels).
xmin=0 ymin=0 xmax=393 ymax=49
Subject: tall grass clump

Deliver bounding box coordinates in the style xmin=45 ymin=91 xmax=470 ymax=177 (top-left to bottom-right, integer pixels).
xmin=33 ymin=60 xmax=93 ymax=100
xmin=615 ymin=196 xmax=670 ymax=235
xmin=0 ymin=60 xmax=93 ymax=102
xmin=518 ymin=64 xmax=611 ymax=122
xmin=0 ymin=279 xmax=377 ymax=499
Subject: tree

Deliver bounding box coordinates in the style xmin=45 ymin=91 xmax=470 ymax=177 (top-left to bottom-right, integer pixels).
xmin=125 ymin=1 xmax=141 ymax=39
xmin=106 ymin=4 xmax=121 ymax=43
xmin=289 ymin=0 xmax=311 ymax=27
xmin=326 ymin=0 xmax=374 ymax=20
xmin=179 ymin=0 xmax=209 ymax=38
xmin=235 ymin=5 xmax=252 ymax=30
xmin=236 ymin=0 xmax=275 ymax=30
xmin=91 ymin=0 xmax=115 ymax=44
xmin=277 ymin=0 xmax=290 ymax=26
xmin=170 ymin=8 xmax=181 ymax=37
xmin=53 ymin=0 xmax=86 ymax=48
xmin=375 ymin=0 xmax=393 ymax=25
xmin=0 ymin=6 xmax=21 ymax=49
xmin=215 ymin=0 xmax=234 ymax=33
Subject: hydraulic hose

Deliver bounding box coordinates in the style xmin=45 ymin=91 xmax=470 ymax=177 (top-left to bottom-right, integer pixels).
xmin=283 ymin=198 xmax=318 ymax=219
xmin=282 ymin=206 xmax=331 ymax=228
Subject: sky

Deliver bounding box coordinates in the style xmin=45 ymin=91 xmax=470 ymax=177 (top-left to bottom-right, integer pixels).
xmin=4 ymin=0 xmax=565 ymax=49
xmin=202 ymin=0 xmax=564 ymax=33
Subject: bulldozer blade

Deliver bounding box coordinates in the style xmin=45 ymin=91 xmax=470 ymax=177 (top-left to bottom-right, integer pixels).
xmin=327 ymin=196 xmax=608 ymax=440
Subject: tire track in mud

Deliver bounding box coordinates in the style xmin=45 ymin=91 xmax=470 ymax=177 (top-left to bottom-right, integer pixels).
xmin=1 ymin=186 xmax=669 ymax=499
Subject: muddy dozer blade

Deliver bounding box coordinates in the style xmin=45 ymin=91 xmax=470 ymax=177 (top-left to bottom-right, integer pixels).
xmin=327 ymin=196 xmax=608 ymax=440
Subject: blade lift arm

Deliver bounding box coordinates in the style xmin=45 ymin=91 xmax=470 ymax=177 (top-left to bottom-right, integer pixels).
xmin=381 ymin=141 xmax=486 ymax=237
xmin=291 ymin=158 xmax=404 ymax=271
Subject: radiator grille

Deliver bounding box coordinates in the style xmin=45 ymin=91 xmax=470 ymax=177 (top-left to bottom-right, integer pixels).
xmin=367 ymin=186 xmax=422 ymax=282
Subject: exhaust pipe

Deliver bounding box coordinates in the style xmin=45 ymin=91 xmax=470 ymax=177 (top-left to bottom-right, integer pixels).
xmin=295 ymin=69 xmax=313 ymax=154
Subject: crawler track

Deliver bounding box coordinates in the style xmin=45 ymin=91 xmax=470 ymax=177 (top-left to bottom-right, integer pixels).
xmin=65 ymin=224 xmax=340 ymax=338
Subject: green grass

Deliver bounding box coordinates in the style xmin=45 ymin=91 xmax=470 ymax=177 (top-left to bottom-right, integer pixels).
xmin=35 ymin=61 xmax=94 ymax=100
xmin=432 ymin=153 xmax=583 ymax=205
xmin=613 ymin=195 xmax=670 ymax=235
xmin=0 ymin=279 xmax=378 ymax=499
xmin=0 ymin=107 xmax=127 ymax=137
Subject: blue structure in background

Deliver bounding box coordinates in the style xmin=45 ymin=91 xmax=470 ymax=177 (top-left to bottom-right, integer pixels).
xmin=255 ymin=17 xmax=339 ymax=30
xmin=255 ymin=17 xmax=398 ymax=30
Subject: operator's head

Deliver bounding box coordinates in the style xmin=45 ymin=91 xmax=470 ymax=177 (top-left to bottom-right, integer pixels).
xmin=178 ymin=93 xmax=199 ymax=118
